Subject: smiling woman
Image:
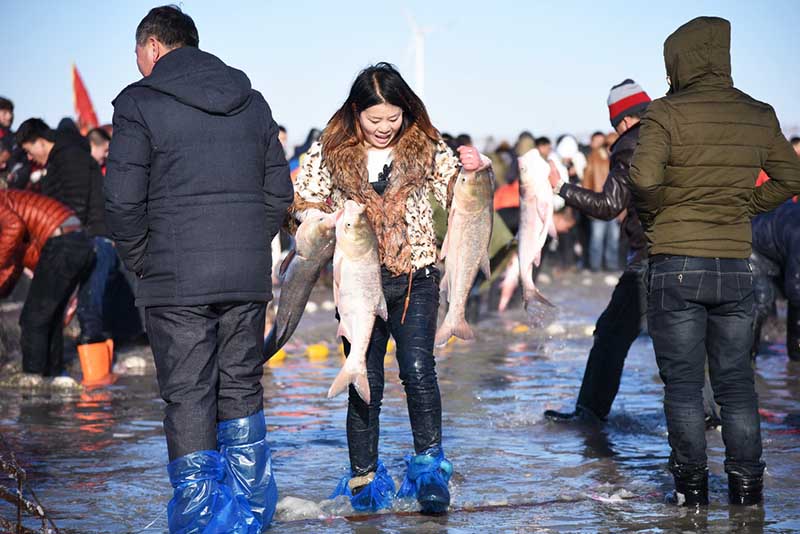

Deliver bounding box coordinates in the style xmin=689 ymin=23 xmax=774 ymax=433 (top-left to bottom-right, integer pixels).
xmin=291 ymin=61 xmax=490 ymax=515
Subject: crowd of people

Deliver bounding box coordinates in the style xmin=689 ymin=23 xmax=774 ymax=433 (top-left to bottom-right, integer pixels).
xmin=2 ymin=5 xmax=800 ymax=533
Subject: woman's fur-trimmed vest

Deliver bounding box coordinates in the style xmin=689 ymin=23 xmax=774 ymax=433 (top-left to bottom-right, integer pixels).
xmin=323 ymin=124 xmax=438 ymax=276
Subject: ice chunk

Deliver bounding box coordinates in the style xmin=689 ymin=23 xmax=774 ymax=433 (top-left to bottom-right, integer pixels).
xmin=274 ymin=496 xmax=325 ymax=521
xmin=590 ymin=488 xmax=635 ymax=504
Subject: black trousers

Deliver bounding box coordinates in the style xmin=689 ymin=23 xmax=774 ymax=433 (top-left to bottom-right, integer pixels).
xmin=751 ymin=250 xmax=800 ymax=360
xmin=576 ymin=260 xmax=648 ymax=419
xmin=20 ymin=232 xmax=94 ymax=376
xmin=344 ymin=266 xmax=441 ymax=476
xmin=145 ymin=302 xmax=267 ymax=461
xmin=648 ymin=255 xmax=764 ymax=478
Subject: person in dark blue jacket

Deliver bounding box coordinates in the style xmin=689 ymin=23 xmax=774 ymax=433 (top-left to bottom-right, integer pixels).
xmin=104 ymin=6 xmax=293 ymax=532
xmin=750 ymin=199 xmax=800 ymax=361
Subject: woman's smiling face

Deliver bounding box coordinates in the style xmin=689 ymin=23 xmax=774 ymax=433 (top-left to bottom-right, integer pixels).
xmin=358 ymin=103 xmax=403 ymax=149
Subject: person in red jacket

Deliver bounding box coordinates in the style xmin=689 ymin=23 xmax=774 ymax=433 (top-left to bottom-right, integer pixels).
xmin=0 ymin=190 xmax=95 ymax=386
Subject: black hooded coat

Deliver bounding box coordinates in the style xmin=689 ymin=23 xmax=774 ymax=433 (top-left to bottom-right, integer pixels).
xmin=105 ymin=46 xmax=293 ymax=306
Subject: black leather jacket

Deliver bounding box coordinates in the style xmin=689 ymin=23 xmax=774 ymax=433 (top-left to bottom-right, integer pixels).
xmin=558 ymin=123 xmax=645 ymax=264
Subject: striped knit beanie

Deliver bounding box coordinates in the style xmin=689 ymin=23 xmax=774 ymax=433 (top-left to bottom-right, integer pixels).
xmin=607 ymin=79 xmax=651 ymax=128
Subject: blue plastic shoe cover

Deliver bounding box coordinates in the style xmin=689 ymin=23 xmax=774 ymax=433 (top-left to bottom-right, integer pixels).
xmin=329 ymin=460 xmax=396 ymax=512
xmin=217 ymin=412 xmax=278 ymax=529
xmin=396 ymin=446 xmax=453 ymax=499
xmin=166 ymin=449 xmax=256 ymax=534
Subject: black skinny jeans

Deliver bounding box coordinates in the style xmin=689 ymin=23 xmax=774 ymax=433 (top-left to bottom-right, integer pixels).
xmin=20 ymin=232 xmax=94 ymax=376
xmin=343 ymin=266 xmax=442 ymax=476
xmin=648 ymin=255 xmax=764 ymax=478
xmin=576 ymin=259 xmax=648 ymax=418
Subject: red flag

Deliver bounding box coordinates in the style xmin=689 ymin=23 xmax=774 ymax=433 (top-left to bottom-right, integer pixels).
xmin=72 ymin=64 xmax=99 ymax=134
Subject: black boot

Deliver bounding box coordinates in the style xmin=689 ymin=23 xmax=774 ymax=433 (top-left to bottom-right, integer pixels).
xmin=728 ymin=471 xmax=763 ymax=506
xmin=544 ymin=405 xmax=604 ymax=425
xmin=667 ymin=467 xmax=708 ymax=507
xmin=788 ymin=305 xmax=800 ymax=362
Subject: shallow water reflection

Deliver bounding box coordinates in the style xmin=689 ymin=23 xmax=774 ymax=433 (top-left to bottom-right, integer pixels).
xmin=1 ymin=272 xmax=797 ymax=532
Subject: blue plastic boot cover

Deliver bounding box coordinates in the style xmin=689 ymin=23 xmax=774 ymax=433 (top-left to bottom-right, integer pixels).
xmin=329 ymin=460 xmax=395 ymax=512
xmin=217 ymin=412 xmax=278 ymax=530
xmin=396 ymin=446 xmax=453 ymax=499
xmin=167 ymin=450 xmax=256 ymax=534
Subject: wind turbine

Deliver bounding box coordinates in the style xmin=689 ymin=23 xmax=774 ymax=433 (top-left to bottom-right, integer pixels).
xmin=404 ymin=10 xmax=433 ymax=99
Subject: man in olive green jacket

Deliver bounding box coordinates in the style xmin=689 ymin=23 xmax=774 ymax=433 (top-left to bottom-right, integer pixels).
xmin=630 ymin=16 xmax=800 ymax=508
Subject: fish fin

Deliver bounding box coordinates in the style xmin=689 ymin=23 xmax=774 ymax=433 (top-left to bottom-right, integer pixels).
xmin=524 ymin=287 xmax=556 ymax=309
xmin=440 ymin=230 xmax=450 ymax=260
xmin=278 ymin=249 xmax=296 ymax=278
xmin=377 ymin=296 xmax=388 ymax=322
xmin=353 ymin=372 xmax=370 ymax=404
xmin=337 ymin=320 xmax=352 ymax=343
xmin=328 ymin=367 xmax=370 ymax=404
xmin=333 ymin=256 xmax=342 ymax=307
xmin=547 ymin=214 xmax=557 ymax=239
xmin=480 ymin=253 xmax=491 ymax=279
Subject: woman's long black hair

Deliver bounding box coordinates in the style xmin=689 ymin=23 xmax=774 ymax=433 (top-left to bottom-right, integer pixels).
xmin=322 ymin=62 xmax=438 ymax=153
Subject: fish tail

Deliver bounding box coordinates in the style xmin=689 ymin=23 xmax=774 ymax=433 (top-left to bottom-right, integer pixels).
xmin=328 ymin=367 xmax=371 ymax=404
xmin=435 ymin=315 xmax=475 ymax=347
xmin=263 ymin=316 xmax=290 ymax=363
xmin=262 ymin=329 xmax=277 ymax=364
xmin=524 ymin=286 xmax=556 ymax=310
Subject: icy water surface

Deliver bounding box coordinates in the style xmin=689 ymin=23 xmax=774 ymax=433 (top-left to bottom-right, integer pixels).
xmin=1 ymin=272 xmax=799 ymax=533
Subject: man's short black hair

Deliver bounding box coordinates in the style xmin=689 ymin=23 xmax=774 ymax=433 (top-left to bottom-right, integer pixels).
xmin=0 ymin=97 xmax=12 ymax=112
xmin=791 ymin=136 xmax=800 ymax=146
xmin=591 ymin=131 xmax=605 ymax=139
xmin=535 ymin=136 xmax=551 ymax=147
xmin=88 ymin=127 xmax=112 ymax=146
xmin=16 ymin=118 xmax=55 ymax=146
xmin=278 ymin=125 xmax=286 ymax=134
xmin=136 ymin=5 xmax=199 ymax=48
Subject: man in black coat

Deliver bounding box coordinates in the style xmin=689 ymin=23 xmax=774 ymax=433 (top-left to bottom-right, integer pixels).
xmin=16 ymin=118 xmax=107 ymax=237
xmin=17 ymin=118 xmax=116 ymax=374
xmin=750 ymin=199 xmax=800 ymax=361
xmin=544 ymin=80 xmax=651 ymax=423
xmin=104 ymin=6 xmax=293 ymax=532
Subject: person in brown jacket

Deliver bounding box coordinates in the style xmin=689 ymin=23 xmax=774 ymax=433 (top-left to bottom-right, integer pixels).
xmin=0 ymin=190 xmax=95 ymax=386
xmin=582 ymin=131 xmax=620 ymax=271
xmin=630 ymin=17 xmax=800 ymax=507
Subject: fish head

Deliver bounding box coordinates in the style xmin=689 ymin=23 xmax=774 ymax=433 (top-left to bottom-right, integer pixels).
xmin=453 ymin=168 xmax=494 ymax=212
xmin=518 ymin=148 xmax=551 ymax=193
xmin=336 ymin=200 xmax=376 ymax=256
xmin=296 ymin=209 xmax=336 ymax=256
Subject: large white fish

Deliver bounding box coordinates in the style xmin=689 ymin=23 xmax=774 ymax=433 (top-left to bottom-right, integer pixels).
xmin=518 ymin=149 xmax=557 ymax=310
xmin=435 ymin=168 xmax=494 ymax=346
xmin=263 ymin=210 xmax=336 ymax=361
xmin=328 ymin=200 xmax=387 ymax=404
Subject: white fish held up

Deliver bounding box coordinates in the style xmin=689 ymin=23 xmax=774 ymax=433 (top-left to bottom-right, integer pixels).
xmin=328 ymin=200 xmax=387 ymax=403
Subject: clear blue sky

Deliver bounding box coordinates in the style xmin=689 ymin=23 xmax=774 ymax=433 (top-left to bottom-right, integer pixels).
xmin=5 ymin=0 xmax=799 ymax=146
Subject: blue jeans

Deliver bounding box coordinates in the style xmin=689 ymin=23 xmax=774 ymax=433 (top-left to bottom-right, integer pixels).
xmin=589 ymin=218 xmax=620 ymax=271
xmin=77 ymin=237 xmax=119 ymax=342
xmin=343 ymin=266 xmax=441 ymax=476
xmin=648 ymin=255 xmax=764 ymax=477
